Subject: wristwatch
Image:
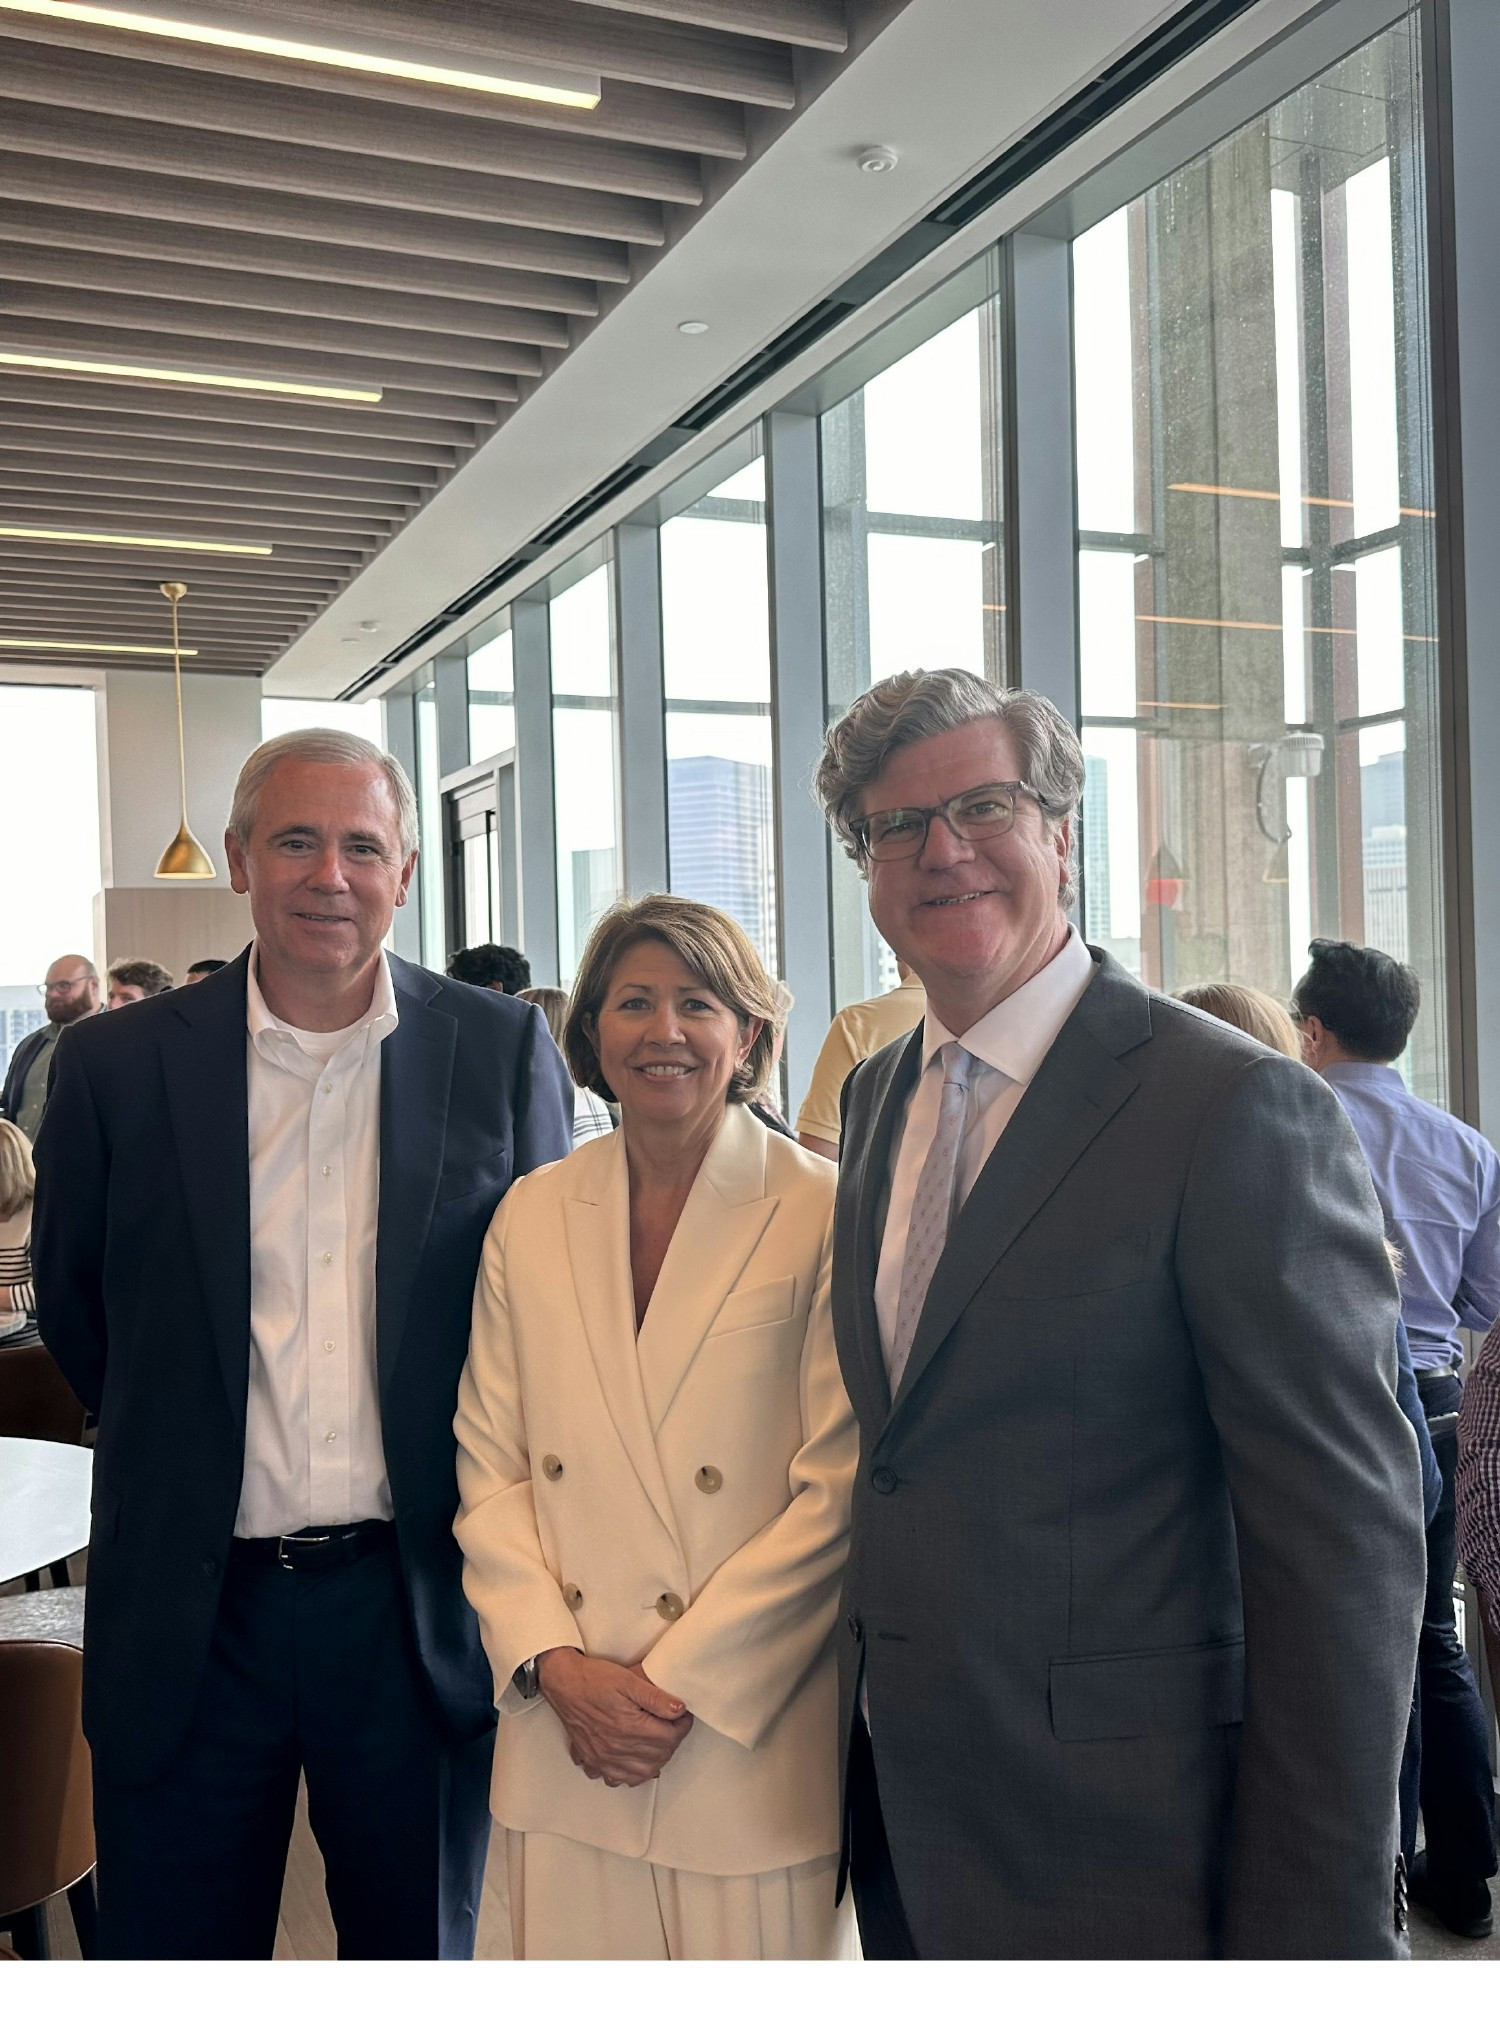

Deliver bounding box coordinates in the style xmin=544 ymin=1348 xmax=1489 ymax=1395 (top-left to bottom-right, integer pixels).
xmin=514 ymin=1656 xmax=541 ymax=1702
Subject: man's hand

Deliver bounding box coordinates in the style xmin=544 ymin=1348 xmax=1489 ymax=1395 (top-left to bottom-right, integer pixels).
xmin=537 ymin=1649 xmax=693 ymax=1787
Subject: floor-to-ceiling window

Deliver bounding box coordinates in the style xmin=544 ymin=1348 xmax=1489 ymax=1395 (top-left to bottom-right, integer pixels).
xmin=411 ymin=669 xmax=445 ymax=968
xmin=467 ymin=621 xmax=515 ymax=763
xmin=1072 ymin=13 xmax=1444 ymax=1100
xmin=259 ymin=698 xmax=383 ymax=745
xmin=821 ymin=290 xmax=1006 ymax=1006
xmin=0 ymin=683 xmax=100 ymax=1069
xmin=550 ymin=562 xmax=620 ymax=983
xmin=659 ymin=451 xmax=777 ymax=973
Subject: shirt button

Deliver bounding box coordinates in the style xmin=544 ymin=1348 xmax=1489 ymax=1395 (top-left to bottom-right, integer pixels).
xmin=323 ymin=1339 xmax=335 ymax=1352
xmin=322 ymin=1252 xmax=333 ymax=1266
xmin=325 ymin=1430 xmax=337 ymax=1444
xmin=322 ymin=1082 xmax=333 ymax=1094
xmin=321 ymin=1165 xmax=333 ymax=1178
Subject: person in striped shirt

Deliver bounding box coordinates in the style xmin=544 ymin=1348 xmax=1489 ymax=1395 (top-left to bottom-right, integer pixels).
xmin=0 ymin=1119 xmax=37 ymax=1347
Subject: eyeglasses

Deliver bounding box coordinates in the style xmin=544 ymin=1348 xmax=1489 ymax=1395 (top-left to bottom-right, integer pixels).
xmin=853 ymin=780 xmax=1051 ymax=863
xmin=38 ymin=974 xmax=90 ymax=995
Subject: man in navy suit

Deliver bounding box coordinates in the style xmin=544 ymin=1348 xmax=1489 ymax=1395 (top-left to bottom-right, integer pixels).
xmin=34 ymin=729 xmax=572 ymax=1959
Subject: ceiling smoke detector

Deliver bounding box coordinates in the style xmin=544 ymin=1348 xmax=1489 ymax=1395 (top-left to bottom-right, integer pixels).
xmin=857 ymin=145 xmax=899 ymax=174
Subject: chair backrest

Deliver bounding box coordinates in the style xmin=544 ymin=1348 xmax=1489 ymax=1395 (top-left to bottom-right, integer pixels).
xmin=0 ymin=1344 xmax=86 ymax=1445
xmin=0 ymin=1639 xmax=94 ymax=1916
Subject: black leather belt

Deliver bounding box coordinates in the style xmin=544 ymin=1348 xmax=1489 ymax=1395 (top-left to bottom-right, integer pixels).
xmin=1415 ymin=1363 xmax=1460 ymax=1382
xmin=230 ymin=1519 xmax=395 ymax=1573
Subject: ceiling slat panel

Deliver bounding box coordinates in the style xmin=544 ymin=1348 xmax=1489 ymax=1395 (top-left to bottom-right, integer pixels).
xmin=0 ymin=201 xmax=604 ymax=312
xmin=0 ymin=388 xmax=478 ymax=452
xmin=0 ymin=453 xmax=425 ymax=508
xmin=0 ymin=246 xmax=578 ymax=345
xmin=0 ymin=42 xmax=705 ymax=205
xmin=0 ymin=424 xmax=443 ymax=485
xmin=578 ymin=0 xmax=847 ymax=49
xmin=0 ymin=104 xmax=670 ymax=243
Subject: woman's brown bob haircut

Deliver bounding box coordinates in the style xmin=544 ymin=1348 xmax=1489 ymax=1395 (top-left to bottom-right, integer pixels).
xmin=563 ymin=894 xmax=779 ymax=1107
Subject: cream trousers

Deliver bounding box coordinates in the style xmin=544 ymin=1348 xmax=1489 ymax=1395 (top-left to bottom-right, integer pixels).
xmin=501 ymin=1829 xmax=857 ymax=1960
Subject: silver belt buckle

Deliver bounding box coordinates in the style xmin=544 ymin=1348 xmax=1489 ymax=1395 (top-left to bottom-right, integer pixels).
xmin=277 ymin=1531 xmax=333 ymax=1572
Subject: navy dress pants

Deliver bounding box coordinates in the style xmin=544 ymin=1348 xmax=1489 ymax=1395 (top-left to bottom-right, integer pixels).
xmin=92 ymin=1538 xmax=495 ymax=1959
xmin=1401 ymin=1371 xmax=1498 ymax=1911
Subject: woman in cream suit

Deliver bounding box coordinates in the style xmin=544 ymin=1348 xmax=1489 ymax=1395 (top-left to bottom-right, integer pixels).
xmin=455 ymin=895 xmax=858 ymax=1960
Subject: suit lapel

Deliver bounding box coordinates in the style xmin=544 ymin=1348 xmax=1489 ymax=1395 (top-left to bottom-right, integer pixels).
xmin=161 ymin=950 xmax=252 ymax=1434
xmin=636 ymin=1107 xmax=778 ymax=1435
xmin=564 ymin=1134 xmax=679 ymax=1544
xmin=845 ymin=1029 xmax=924 ymax=1423
xmin=886 ymin=954 xmax=1151 ymax=1421
xmin=376 ymin=961 xmax=455 ymax=1396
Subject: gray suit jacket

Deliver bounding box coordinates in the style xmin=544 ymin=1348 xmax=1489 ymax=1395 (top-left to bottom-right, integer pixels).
xmin=833 ymin=949 xmax=1426 ymax=1958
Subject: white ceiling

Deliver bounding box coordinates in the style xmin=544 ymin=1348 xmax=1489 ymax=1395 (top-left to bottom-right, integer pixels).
xmin=269 ymin=0 xmax=1185 ymax=694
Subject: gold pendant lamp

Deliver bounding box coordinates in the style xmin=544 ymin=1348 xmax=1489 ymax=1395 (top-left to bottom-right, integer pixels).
xmin=154 ymin=580 xmax=216 ymax=880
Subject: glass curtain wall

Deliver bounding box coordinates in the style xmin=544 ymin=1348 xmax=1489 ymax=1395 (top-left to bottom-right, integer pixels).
xmin=1071 ymin=14 xmax=1444 ymax=1099
xmin=659 ymin=454 xmax=777 ymax=973
xmin=467 ymin=623 xmax=515 ymax=762
xmin=550 ymin=562 xmax=620 ymax=982
xmin=822 ymin=295 xmax=1006 ymax=1004
xmin=0 ymin=685 xmax=100 ymax=1066
xmin=412 ymin=672 xmax=445 ymax=969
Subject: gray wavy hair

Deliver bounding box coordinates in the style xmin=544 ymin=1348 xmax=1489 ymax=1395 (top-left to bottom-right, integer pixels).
xmin=814 ymin=669 xmax=1085 ymax=907
xmin=228 ymin=728 xmax=418 ymax=856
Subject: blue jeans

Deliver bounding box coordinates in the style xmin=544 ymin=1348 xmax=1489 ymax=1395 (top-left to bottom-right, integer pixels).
xmin=1398 ymin=1370 xmax=1498 ymax=1908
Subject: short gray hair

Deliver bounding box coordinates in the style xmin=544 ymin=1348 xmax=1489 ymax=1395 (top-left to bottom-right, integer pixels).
xmin=814 ymin=669 xmax=1085 ymax=907
xmin=228 ymin=728 xmax=418 ymax=857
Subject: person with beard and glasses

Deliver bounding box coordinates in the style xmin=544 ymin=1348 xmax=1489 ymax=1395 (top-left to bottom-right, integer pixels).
xmin=1 ymin=955 xmax=103 ymax=1141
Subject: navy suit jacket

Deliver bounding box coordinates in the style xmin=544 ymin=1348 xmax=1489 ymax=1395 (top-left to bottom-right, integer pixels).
xmin=33 ymin=946 xmax=572 ymax=1786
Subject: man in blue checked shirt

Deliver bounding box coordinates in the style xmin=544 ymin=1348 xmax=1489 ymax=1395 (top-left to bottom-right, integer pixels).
xmin=1295 ymin=938 xmax=1500 ymax=1942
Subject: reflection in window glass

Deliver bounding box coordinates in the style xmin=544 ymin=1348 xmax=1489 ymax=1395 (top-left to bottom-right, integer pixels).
xmin=467 ymin=628 xmax=514 ymax=761
xmin=413 ymin=677 xmax=444 ymax=969
xmin=550 ymin=565 xmax=619 ymax=982
xmin=660 ymin=456 xmax=777 ymax=973
xmin=822 ymin=290 xmax=1004 ymax=1005
xmin=0 ymin=690 xmax=100 ymax=1066
xmin=1070 ymin=15 xmax=1444 ymax=1100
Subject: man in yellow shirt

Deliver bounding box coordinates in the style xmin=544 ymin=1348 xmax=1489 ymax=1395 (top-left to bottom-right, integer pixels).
xmin=795 ymin=965 xmax=924 ymax=1160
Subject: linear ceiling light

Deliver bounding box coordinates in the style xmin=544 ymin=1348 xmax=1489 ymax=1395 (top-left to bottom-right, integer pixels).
xmin=1169 ymin=481 xmax=1434 ymax=520
xmin=0 ymin=635 xmax=199 ymax=654
xmin=0 ymin=349 xmax=381 ymax=404
xmin=0 ymin=524 xmax=272 ymax=555
xmin=0 ymin=1 xmax=602 ymax=106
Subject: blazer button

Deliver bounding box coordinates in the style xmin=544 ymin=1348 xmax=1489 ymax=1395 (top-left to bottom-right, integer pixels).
xmin=847 ymin=1612 xmax=863 ymax=1642
xmin=562 ymin=1582 xmax=584 ymax=1611
xmin=542 ymin=1455 xmax=564 ymax=1481
xmin=694 ymin=1465 xmax=723 ymax=1494
xmin=201 ymin=1558 xmax=218 ymax=1579
xmin=656 ymin=1591 xmax=685 ymax=1621
xmin=871 ymin=1466 xmax=897 ymax=1495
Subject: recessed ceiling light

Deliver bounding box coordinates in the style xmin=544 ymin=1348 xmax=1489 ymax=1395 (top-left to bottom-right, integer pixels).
xmin=358 ymin=619 xmax=381 ymax=633
xmin=0 ymin=348 xmax=381 ymax=403
xmin=0 ymin=635 xmax=200 ymax=655
xmin=0 ymin=523 xmax=272 ymax=555
xmin=0 ymin=1 xmax=602 ymax=105
xmin=678 ymin=320 xmax=709 ymax=336
xmin=857 ymin=145 xmax=899 ymax=174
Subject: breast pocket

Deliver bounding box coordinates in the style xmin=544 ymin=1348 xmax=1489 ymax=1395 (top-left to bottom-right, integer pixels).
xmin=994 ymin=1224 xmax=1151 ymax=1300
xmin=437 ymin=1148 xmax=510 ymax=1206
xmin=707 ymin=1274 xmax=796 ymax=1337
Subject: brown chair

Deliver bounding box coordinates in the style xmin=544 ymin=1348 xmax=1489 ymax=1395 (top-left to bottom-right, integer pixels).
xmin=0 ymin=1343 xmax=86 ymax=1447
xmin=0 ymin=1640 xmax=96 ymax=1959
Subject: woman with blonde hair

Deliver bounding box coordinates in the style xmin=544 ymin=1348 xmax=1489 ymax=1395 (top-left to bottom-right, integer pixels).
xmin=0 ymin=1118 xmax=38 ymax=1346
xmin=1175 ymin=980 xmax=1302 ymax=1058
xmin=455 ymin=895 xmax=857 ymax=1959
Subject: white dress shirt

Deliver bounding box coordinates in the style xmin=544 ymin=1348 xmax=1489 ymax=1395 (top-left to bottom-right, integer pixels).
xmin=236 ymin=944 xmax=398 ymax=1538
xmin=875 ymin=926 xmax=1095 ymax=1379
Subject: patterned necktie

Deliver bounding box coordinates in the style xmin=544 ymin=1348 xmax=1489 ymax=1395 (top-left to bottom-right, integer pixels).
xmin=888 ymin=1042 xmax=976 ymax=1394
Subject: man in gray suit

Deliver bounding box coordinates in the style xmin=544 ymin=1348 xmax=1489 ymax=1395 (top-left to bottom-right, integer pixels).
xmin=815 ymin=668 xmax=1425 ymax=1958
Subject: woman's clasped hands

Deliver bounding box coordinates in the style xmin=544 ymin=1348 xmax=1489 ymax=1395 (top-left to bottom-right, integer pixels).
xmin=537 ymin=1648 xmax=694 ymax=1788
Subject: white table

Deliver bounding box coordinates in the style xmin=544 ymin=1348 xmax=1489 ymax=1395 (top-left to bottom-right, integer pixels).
xmin=0 ymin=1438 xmax=92 ymax=1584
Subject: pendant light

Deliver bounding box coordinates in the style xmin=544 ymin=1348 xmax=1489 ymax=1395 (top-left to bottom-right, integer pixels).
xmin=154 ymin=580 xmax=216 ymax=880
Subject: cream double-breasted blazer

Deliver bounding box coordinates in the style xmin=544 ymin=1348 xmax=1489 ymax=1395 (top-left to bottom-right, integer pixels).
xmin=454 ymin=1105 xmax=857 ymax=1876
